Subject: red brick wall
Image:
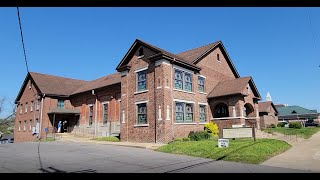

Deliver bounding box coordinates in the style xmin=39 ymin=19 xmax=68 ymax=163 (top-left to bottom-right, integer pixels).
xmin=14 ymin=79 xmax=40 ymax=142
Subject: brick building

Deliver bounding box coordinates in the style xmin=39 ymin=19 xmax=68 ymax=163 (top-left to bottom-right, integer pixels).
xmin=258 ymin=101 xmax=279 ymax=129
xmin=14 ymin=39 xmax=261 ymax=143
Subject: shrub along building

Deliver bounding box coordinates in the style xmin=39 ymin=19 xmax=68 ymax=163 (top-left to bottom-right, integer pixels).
xmin=14 ymin=39 xmax=262 ymax=143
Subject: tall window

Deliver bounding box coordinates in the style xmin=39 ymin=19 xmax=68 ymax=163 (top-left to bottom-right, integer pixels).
xmin=184 ymin=73 xmax=192 ymax=91
xmin=137 ymin=70 xmax=147 ymax=91
xmin=198 ymin=76 xmax=205 ymax=92
xmin=18 ymin=121 xmax=21 ymax=131
xmin=199 ymin=105 xmax=206 ymax=122
xmin=174 ymin=69 xmax=193 ymax=92
xmin=175 ymin=102 xmax=193 ymax=123
xmin=217 ymin=54 xmax=221 ymax=63
xmin=24 ymin=120 xmax=26 ymax=131
xmin=137 ymin=103 xmax=147 ymax=124
xmin=37 ymin=100 xmax=40 ymax=110
xmin=57 ymin=99 xmax=64 ymax=109
xmin=89 ymin=105 xmax=93 ymax=126
xmin=214 ymin=103 xmax=229 ymax=118
xmin=174 ymin=69 xmax=183 ymax=90
xmin=25 ymin=102 xmax=28 ymax=113
xmin=103 ymin=103 xmax=108 ymax=125
xmin=20 ymin=104 xmax=23 ymax=114
xmin=29 ymin=119 xmax=32 ymax=130
xmin=30 ymin=101 xmax=34 ymax=111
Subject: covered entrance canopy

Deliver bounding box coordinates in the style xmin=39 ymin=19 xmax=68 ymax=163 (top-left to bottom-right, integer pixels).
xmin=48 ymin=108 xmax=80 ymax=133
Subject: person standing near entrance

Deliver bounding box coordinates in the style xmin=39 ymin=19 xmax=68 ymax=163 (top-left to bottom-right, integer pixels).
xmin=57 ymin=121 xmax=62 ymax=133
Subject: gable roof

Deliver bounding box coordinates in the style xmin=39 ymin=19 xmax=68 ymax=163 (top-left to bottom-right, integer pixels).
xmin=258 ymin=101 xmax=279 ymax=114
xmin=277 ymin=105 xmax=318 ymax=116
xmin=177 ymin=41 xmax=220 ymax=64
xmin=116 ymin=39 xmax=240 ymax=78
xmin=15 ymin=72 xmax=121 ymax=103
xmin=71 ymin=73 xmax=121 ymax=95
xmin=207 ymin=76 xmax=261 ymax=99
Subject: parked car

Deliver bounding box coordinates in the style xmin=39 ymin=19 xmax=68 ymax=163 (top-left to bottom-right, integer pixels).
xmin=0 ymin=138 xmax=14 ymax=144
xmin=305 ymin=122 xmax=319 ymax=127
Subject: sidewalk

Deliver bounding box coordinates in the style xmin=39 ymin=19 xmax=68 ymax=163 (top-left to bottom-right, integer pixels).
xmin=261 ymin=130 xmax=320 ymax=172
xmin=55 ymin=134 xmax=166 ymax=150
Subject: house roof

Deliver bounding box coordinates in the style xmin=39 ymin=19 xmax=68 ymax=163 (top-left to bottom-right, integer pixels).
xmin=277 ymin=105 xmax=318 ymax=116
xmin=116 ymin=39 xmax=240 ymax=78
xmin=207 ymin=76 xmax=261 ymax=99
xmin=71 ymin=73 xmax=121 ymax=95
xmin=15 ymin=72 xmax=121 ymax=103
xmin=30 ymin=72 xmax=87 ymax=96
xmin=258 ymin=101 xmax=278 ymax=114
xmin=176 ymin=41 xmax=220 ymax=64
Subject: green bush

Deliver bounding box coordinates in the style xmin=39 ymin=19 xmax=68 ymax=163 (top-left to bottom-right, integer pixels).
xmin=188 ymin=131 xmax=211 ymax=141
xmin=270 ymin=124 xmax=276 ymax=128
xmin=277 ymin=122 xmax=286 ymax=127
xmin=204 ymin=122 xmax=219 ymax=137
xmin=182 ymin=137 xmax=190 ymax=142
xmin=289 ymin=122 xmax=302 ymax=129
xmin=93 ymin=136 xmax=120 ymax=142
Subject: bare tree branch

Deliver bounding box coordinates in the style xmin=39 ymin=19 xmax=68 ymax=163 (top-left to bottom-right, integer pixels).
xmin=0 ymin=97 xmax=5 ymax=115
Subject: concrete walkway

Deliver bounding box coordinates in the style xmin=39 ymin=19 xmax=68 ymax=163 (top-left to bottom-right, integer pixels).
xmin=262 ymin=130 xmax=320 ymax=172
xmin=55 ymin=133 xmax=165 ymax=150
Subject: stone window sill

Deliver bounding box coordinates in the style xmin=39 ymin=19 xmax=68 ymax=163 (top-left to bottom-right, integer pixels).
xmin=134 ymin=124 xmax=149 ymax=127
xmin=134 ymin=90 xmax=148 ymax=95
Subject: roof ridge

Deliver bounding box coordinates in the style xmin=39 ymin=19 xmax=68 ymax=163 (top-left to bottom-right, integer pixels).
xmin=30 ymin=71 xmax=88 ymax=82
xmin=176 ymin=41 xmax=221 ymax=55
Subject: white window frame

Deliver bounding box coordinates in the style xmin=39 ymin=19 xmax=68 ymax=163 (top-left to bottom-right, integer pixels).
xmin=88 ymin=104 xmax=94 ymax=126
xmin=23 ymin=120 xmax=26 ymax=131
xmin=18 ymin=121 xmax=21 ymax=131
xmin=135 ymin=66 xmax=148 ymax=93
xmin=199 ymin=105 xmax=207 ymax=123
xmin=20 ymin=104 xmax=23 ymax=114
xmin=173 ymin=65 xmax=194 ymax=92
xmin=174 ymin=100 xmax=195 ymax=123
xmin=135 ymin=100 xmax=148 ymax=126
xmin=101 ymin=102 xmax=109 ymax=125
xmin=198 ymin=75 xmax=206 ymax=93
xmin=30 ymin=101 xmax=34 ymax=112
xmin=29 ymin=119 xmax=32 ymax=130
xmin=25 ymin=102 xmax=28 ymax=113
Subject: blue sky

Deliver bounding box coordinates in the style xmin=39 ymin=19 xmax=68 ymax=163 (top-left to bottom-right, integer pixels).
xmin=0 ymin=7 xmax=319 ymax=118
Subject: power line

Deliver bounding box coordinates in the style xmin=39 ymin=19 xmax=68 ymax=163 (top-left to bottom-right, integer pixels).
xmin=16 ymin=7 xmax=30 ymax=72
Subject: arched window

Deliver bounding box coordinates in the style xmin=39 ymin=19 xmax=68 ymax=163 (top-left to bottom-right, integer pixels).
xmin=138 ymin=47 xmax=144 ymax=57
xmin=214 ymin=103 xmax=229 ymax=118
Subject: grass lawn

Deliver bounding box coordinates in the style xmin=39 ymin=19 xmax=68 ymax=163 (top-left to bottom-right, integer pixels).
xmin=156 ymin=138 xmax=291 ymax=164
xmin=92 ymin=136 xmax=120 ymax=142
xmin=264 ymin=127 xmax=320 ymax=139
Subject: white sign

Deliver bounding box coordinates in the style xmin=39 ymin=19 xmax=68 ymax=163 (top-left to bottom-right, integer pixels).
xmin=223 ymin=127 xmax=253 ymax=139
xmin=218 ymin=139 xmax=229 ymax=148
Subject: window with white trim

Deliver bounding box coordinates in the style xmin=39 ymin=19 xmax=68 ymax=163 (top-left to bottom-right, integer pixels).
xmin=199 ymin=105 xmax=206 ymax=122
xmin=174 ymin=69 xmax=193 ymax=92
xmin=30 ymin=101 xmax=34 ymax=111
xmin=25 ymin=102 xmax=28 ymax=113
xmin=175 ymin=102 xmax=193 ymax=123
xmin=20 ymin=104 xmax=22 ymax=114
xmin=18 ymin=121 xmax=21 ymax=131
xmin=102 ymin=103 xmax=108 ymax=125
xmin=29 ymin=119 xmax=32 ymax=130
xmin=88 ymin=105 xmax=93 ymax=126
xmin=57 ymin=99 xmax=64 ymax=109
xmin=217 ymin=53 xmax=221 ymax=63
xmin=136 ymin=103 xmax=147 ymax=124
xmin=36 ymin=100 xmax=40 ymax=111
xmin=198 ymin=76 xmax=205 ymax=92
xmin=137 ymin=70 xmax=147 ymax=91
xmin=24 ymin=120 xmax=26 ymax=131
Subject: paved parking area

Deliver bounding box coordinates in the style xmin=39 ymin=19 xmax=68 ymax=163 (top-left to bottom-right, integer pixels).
xmin=0 ymin=141 xmax=310 ymax=173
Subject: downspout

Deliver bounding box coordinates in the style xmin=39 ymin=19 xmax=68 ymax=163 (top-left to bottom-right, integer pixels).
xmin=154 ymin=65 xmax=157 ymax=143
xmin=38 ymin=93 xmax=45 ymax=140
xmin=171 ymin=60 xmax=174 ymax=140
xmin=94 ymin=91 xmax=98 ymax=137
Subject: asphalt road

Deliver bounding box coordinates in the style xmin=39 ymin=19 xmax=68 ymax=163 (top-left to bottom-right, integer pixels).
xmin=0 ymin=141 xmax=310 ymax=173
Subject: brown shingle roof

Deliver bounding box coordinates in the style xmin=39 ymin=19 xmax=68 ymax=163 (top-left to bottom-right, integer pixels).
xmin=30 ymin=72 xmax=87 ymax=96
xmin=71 ymin=73 xmax=121 ymax=95
xmin=176 ymin=41 xmax=220 ymax=64
xmin=259 ymin=101 xmax=279 ymax=113
xmin=207 ymin=77 xmax=251 ymax=98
